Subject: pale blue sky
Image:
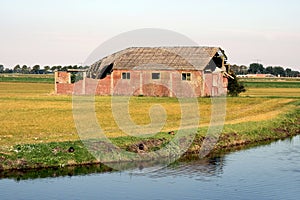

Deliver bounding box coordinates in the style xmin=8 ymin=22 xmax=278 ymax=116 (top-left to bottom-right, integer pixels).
xmin=1 ymin=0 xmax=299 ymax=70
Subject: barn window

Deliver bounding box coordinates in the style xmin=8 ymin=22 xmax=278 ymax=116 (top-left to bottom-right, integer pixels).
xmin=182 ymin=73 xmax=191 ymax=81
xmin=122 ymin=72 xmax=130 ymax=79
xmin=152 ymin=72 xmax=160 ymax=80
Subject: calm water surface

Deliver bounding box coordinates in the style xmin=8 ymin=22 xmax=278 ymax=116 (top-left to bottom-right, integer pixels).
xmin=1 ymin=136 xmax=300 ymax=200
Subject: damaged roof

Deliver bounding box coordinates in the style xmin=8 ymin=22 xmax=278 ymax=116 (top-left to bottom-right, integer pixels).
xmin=87 ymin=46 xmax=226 ymax=79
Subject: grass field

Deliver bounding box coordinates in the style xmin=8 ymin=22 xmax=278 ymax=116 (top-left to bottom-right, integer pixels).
xmin=240 ymin=78 xmax=300 ymax=97
xmin=242 ymin=81 xmax=300 ymax=88
xmin=0 ymin=74 xmax=54 ymax=83
xmin=241 ymin=88 xmax=300 ymax=97
xmin=0 ymin=78 xmax=299 ymax=170
xmin=0 ymin=80 xmax=299 ymax=147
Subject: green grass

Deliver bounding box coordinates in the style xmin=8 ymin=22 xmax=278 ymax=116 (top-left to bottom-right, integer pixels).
xmin=1 ymin=105 xmax=298 ymax=171
xmin=239 ymin=77 xmax=300 ymax=82
xmin=238 ymin=78 xmax=300 ymax=98
xmin=1 ymin=82 xmax=297 ymax=148
xmin=0 ymin=78 xmax=300 ymax=171
xmin=241 ymin=88 xmax=300 ymax=98
xmin=0 ymin=74 xmax=54 ymax=83
xmin=242 ymin=81 xmax=300 ymax=88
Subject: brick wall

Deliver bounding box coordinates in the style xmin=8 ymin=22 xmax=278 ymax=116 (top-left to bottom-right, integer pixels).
xmin=56 ymin=83 xmax=74 ymax=94
xmin=55 ymin=71 xmax=70 ymax=83
xmin=204 ymin=72 xmax=228 ymax=96
xmin=56 ymin=70 xmax=228 ymax=97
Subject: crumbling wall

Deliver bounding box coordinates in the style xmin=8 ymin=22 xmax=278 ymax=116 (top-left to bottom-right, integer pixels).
xmin=55 ymin=71 xmax=73 ymax=94
xmin=204 ymin=72 xmax=227 ymax=96
xmin=56 ymin=70 xmax=227 ymax=97
xmin=56 ymin=83 xmax=74 ymax=94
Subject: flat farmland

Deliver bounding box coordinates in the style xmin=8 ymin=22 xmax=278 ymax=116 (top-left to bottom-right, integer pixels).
xmin=240 ymin=78 xmax=300 ymax=97
xmin=0 ymin=81 xmax=299 ymax=149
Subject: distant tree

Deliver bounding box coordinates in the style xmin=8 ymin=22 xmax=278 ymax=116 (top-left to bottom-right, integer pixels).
xmin=227 ymin=72 xmax=246 ymax=97
xmin=44 ymin=66 xmax=50 ymax=71
xmin=49 ymin=65 xmax=88 ymax=72
xmin=290 ymin=70 xmax=300 ymax=77
xmin=4 ymin=68 xmax=13 ymax=73
xmin=32 ymin=65 xmax=40 ymax=74
xmin=273 ymin=66 xmax=285 ymax=77
xmin=240 ymin=65 xmax=248 ymax=74
xmin=248 ymin=63 xmax=265 ymax=74
xmin=265 ymin=66 xmax=273 ymax=74
xmin=230 ymin=64 xmax=249 ymax=75
xmin=285 ymin=68 xmax=292 ymax=77
xmin=61 ymin=65 xmax=74 ymax=71
xmin=230 ymin=64 xmax=239 ymax=74
xmin=0 ymin=64 xmax=4 ymax=73
xmin=50 ymin=66 xmax=57 ymax=71
xmin=21 ymin=65 xmax=29 ymax=74
xmin=14 ymin=64 xmax=21 ymax=73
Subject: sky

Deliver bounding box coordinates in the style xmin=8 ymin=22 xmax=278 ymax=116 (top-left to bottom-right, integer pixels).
xmin=1 ymin=0 xmax=300 ymax=70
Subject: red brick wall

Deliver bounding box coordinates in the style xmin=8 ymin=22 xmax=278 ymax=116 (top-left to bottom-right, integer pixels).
xmin=56 ymin=71 xmax=70 ymax=83
xmin=55 ymin=71 xmax=72 ymax=94
xmin=204 ymin=73 xmax=228 ymax=96
xmin=96 ymin=75 xmax=111 ymax=95
xmin=56 ymin=70 xmax=228 ymax=97
xmin=111 ymin=70 xmax=141 ymax=96
xmin=171 ymin=70 xmax=202 ymax=97
xmin=109 ymin=70 xmax=203 ymax=97
xmin=140 ymin=71 xmax=170 ymax=97
xmin=56 ymin=83 xmax=74 ymax=94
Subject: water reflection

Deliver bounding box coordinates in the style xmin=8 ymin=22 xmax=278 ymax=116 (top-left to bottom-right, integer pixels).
xmin=0 ymin=155 xmax=226 ymax=182
xmin=0 ymin=164 xmax=113 ymax=181
xmin=137 ymin=156 xmax=225 ymax=181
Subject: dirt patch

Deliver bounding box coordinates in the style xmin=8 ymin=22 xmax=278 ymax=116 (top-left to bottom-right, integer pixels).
xmin=127 ymin=138 xmax=167 ymax=153
xmin=84 ymin=141 xmax=117 ymax=153
xmin=273 ymin=128 xmax=290 ymax=135
xmin=273 ymin=122 xmax=300 ymax=136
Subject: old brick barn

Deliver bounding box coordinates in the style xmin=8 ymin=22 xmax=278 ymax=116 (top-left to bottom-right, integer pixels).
xmin=55 ymin=46 xmax=231 ymax=97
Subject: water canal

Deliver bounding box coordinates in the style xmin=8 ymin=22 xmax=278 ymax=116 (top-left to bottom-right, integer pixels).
xmin=1 ymin=136 xmax=300 ymax=199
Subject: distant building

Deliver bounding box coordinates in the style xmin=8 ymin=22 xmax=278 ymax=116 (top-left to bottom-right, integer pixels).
xmin=55 ymin=46 xmax=232 ymax=97
xmin=236 ymin=74 xmax=276 ymax=78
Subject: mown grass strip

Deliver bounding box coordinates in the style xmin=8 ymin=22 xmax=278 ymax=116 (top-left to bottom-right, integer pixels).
xmin=0 ymin=76 xmax=54 ymax=83
xmin=242 ymin=81 xmax=300 ymax=88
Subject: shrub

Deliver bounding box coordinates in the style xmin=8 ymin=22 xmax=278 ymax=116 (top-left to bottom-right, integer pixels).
xmin=227 ymin=72 xmax=246 ymax=96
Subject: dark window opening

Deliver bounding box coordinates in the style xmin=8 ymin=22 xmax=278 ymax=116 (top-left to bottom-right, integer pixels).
xmin=152 ymin=73 xmax=160 ymax=80
xmin=122 ymin=72 xmax=130 ymax=79
xmin=182 ymin=73 xmax=191 ymax=81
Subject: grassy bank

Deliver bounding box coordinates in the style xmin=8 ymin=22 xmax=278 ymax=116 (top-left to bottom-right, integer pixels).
xmin=0 ymin=79 xmax=300 ymax=171
xmin=0 ymin=105 xmax=299 ymax=171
